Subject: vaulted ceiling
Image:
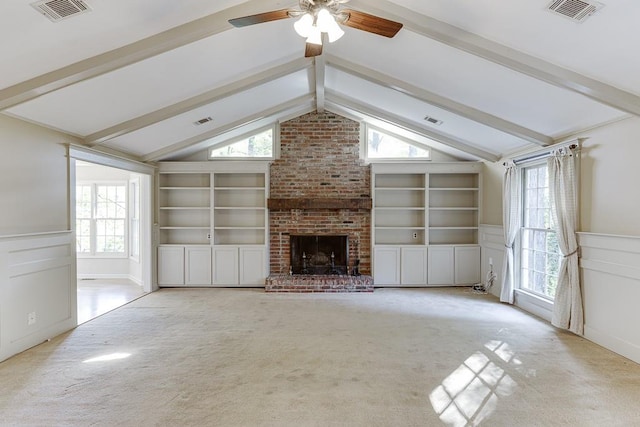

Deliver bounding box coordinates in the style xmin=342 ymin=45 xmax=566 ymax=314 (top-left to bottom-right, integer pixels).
xmin=1 ymin=0 xmax=638 ymax=162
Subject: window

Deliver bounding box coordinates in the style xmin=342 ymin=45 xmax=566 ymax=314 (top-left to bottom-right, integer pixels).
xmin=519 ymin=164 xmax=560 ymax=299
xmin=76 ymin=183 xmax=127 ymax=256
xmin=209 ymin=128 xmax=274 ymax=159
xmin=365 ymin=126 xmax=430 ymax=160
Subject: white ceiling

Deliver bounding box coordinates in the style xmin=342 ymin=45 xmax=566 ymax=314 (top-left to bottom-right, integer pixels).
xmin=2 ymin=0 xmax=638 ymax=162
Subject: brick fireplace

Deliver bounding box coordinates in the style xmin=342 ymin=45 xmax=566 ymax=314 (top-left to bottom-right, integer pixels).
xmin=267 ymin=112 xmax=371 ymax=290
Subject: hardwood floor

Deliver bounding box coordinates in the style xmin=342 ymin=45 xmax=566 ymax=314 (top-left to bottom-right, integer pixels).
xmin=77 ymin=279 xmax=146 ymax=324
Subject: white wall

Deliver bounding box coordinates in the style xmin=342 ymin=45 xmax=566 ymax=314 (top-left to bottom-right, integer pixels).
xmin=0 ymin=115 xmax=78 ymax=361
xmin=481 ymin=161 xmax=504 ymax=226
xmin=0 ymin=115 xmax=75 ymax=235
xmin=579 ymin=117 xmax=640 ymax=235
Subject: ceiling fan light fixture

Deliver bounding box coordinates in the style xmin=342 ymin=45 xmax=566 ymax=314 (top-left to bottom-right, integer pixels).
xmin=316 ymin=8 xmax=344 ymax=43
xmin=294 ymin=13 xmax=314 ymax=37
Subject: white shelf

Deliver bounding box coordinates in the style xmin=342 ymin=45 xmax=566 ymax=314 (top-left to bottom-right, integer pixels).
xmin=214 ymin=186 xmax=265 ymax=190
xmin=429 ymin=188 xmax=479 ymax=191
xmin=372 ymin=167 xmax=481 ymax=246
xmin=213 ymin=172 xmax=267 ymax=245
xmin=214 ymin=227 xmax=265 ymax=230
xmin=160 ymin=226 xmax=210 ymax=230
xmin=160 ymin=206 xmax=209 ymax=210
xmin=430 ymin=227 xmax=479 ymax=230
xmin=214 ymin=207 xmax=265 ymax=210
xmin=160 ymin=187 xmax=210 ymax=190
xmin=429 ymin=207 xmax=478 ymax=210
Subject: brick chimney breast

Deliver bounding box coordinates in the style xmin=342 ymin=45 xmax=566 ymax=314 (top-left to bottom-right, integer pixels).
xmin=269 ymin=112 xmax=371 ymax=275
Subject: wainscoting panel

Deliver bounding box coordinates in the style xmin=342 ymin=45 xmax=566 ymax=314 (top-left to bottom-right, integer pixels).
xmin=578 ymin=232 xmax=640 ymax=363
xmin=0 ymin=231 xmax=76 ymax=362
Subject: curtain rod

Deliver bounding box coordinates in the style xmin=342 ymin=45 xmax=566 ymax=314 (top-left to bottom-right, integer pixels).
xmin=503 ymin=139 xmax=582 ymax=166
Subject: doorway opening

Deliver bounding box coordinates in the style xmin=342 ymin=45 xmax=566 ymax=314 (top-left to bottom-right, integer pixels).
xmin=74 ymin=160 xmax=152 ymax=324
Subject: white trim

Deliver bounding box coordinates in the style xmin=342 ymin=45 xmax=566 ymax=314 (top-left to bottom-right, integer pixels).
xmin=514 ymin=289 xmax=553 ymax=322
xmin=363 ymin=123 xmax=432 ymax=162
xmin=77 ymin=274 xmax=144 ymax=287
xmin=584 ymin=326 xmax=640 ymax=366
xmin=577 ymin=232 xmax=640 ymax=363
xmin=0 ymin=231 xmax=76 ymax=362
xmin=69 ymin=144 xmax=155 ymax=175
xmin=208 ymin=124 xmax=276 ymax=161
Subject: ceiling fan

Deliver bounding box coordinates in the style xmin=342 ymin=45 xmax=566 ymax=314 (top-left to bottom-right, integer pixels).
xmin=228 ymin=0 xmax=403 ymax=58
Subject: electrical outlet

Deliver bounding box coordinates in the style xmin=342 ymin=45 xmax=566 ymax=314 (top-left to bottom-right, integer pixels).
xmin=412 ymin=232 xmax=418 ymax=239
xmin=207 ymin=233 xmax=211 ymax=239
xmin=27 ymin=311 xmax=37 ymax=326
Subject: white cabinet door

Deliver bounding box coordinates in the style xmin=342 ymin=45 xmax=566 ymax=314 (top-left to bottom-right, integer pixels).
xmin=158 ymin=246 xmax=185 ymax=286
xmin=213 ymin=247 xmax=239 ymax=286
xmin=427 ymin=246 xmax=454 ymax=285
xmin=455 ymin=246 xmax=481 ymax=285
xmin=401 ymin=247 xmax=427 ymax=286
xmin=373 ymin=247 xmax=401 ymax=285
xmin=239 ymin=247 xmax=266 ymax=285
xmin=185 ymin=246 xmax=212 ymax=285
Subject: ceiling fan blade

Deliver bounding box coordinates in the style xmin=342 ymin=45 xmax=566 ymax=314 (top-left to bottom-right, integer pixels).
xmin=228 ymin=9 xmax=291 ymax=28
xmin=305 ymin=43 xmax=323 ymax=58
xmin=341 ymin=10 xmax=403 ymax=38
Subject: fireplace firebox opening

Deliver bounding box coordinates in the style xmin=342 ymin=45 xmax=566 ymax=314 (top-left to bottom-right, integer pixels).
xmin=290 ymin=235 xmax=349 ymax=275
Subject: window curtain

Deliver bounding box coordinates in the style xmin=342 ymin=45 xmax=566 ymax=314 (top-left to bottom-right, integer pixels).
xmin=548 ymin=150 xmax=583 ymax=335
xmin=500 ymin=162 xmax=520 ymax=304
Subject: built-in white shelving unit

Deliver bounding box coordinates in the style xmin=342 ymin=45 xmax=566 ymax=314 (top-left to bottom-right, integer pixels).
xmin=373 ymin=173 xmax=426 ymax=245
xmin=156 ymin=162 xmax=269 ymax=287
xmin=158 ymin=172 xmax=211 ymax=245
xmin=372 ymin=163 xmax=482 ymax=287
xmin=428 ymin=173 xmax=480 ymax=245
xmin=213 ymin=173 xmax=266 ymax=246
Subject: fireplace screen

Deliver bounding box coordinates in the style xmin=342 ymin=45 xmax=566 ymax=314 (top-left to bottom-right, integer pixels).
xmin=290 ymin=235 xmax=348 ymax=275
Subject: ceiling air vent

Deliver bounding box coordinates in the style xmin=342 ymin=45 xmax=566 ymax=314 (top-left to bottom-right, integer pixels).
xmin=547 ymin=0 xmax=604 ymax=23
xmin=194 ymin=116 xmax=214 ymax=126
xmin=31 ymin=0 xmax=91 ymax=22
xmin=424 ymin=115 xmax=443 ymax=126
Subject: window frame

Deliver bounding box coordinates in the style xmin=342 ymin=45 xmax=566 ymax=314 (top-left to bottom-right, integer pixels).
xmin=516 ymin=161 xmax=560 ymax=302
xmin=363 ymin=124 xmax=432 ymax=162
xmin=208 ymin=125 xmax=278 ymax=160
xmin=76 ymin=181 xmax=129 ymax=259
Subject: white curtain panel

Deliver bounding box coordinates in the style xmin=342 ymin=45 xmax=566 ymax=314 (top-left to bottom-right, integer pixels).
xmin=500 ymin=163 xmax=519 ymax=304
xmin=548 ymin=151 xmax=584 ymax=335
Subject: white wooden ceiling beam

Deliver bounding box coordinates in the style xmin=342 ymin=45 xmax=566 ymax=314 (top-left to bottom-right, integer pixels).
xmin=85 ymin=56 xmax=312 ymax=145
xmin=326 ymin=55 xmax=553 ymax=146
xmin=0 ymin=0 xmax=293 ymax=111
xmin=349 ymin=0 xmax=640 ymax=116
xmin=326 ymin=91 xmax=499 ymax=162
xmin=315 ymin=54 xmax=326 ymax=114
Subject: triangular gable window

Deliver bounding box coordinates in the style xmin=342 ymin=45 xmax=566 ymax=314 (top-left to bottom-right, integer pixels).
xmin=366 ymin=127 xmax=430 ymax=160
xmin=209 ymin=128 xmax=274 ymax=159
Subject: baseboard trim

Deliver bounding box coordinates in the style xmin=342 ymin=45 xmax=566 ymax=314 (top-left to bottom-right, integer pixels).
xmin=584 ymin=326 xmax=640 ymax=364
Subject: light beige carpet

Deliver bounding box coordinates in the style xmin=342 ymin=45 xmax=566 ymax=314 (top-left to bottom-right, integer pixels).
xmin=1 ymin=287 xmax=639 ymax=426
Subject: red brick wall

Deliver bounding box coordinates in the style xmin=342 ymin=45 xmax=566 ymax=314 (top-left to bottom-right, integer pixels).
xmin=269 ymin=112 xmax=371 ymax=274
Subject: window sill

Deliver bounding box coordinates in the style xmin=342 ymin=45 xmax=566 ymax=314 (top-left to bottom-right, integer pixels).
xmin=514 ymin=289 xmax=553 ymax=322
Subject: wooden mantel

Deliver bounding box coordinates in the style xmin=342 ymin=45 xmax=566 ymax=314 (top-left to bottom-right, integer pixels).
xmin=267 ymin=198 xmax=372 ymax=210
